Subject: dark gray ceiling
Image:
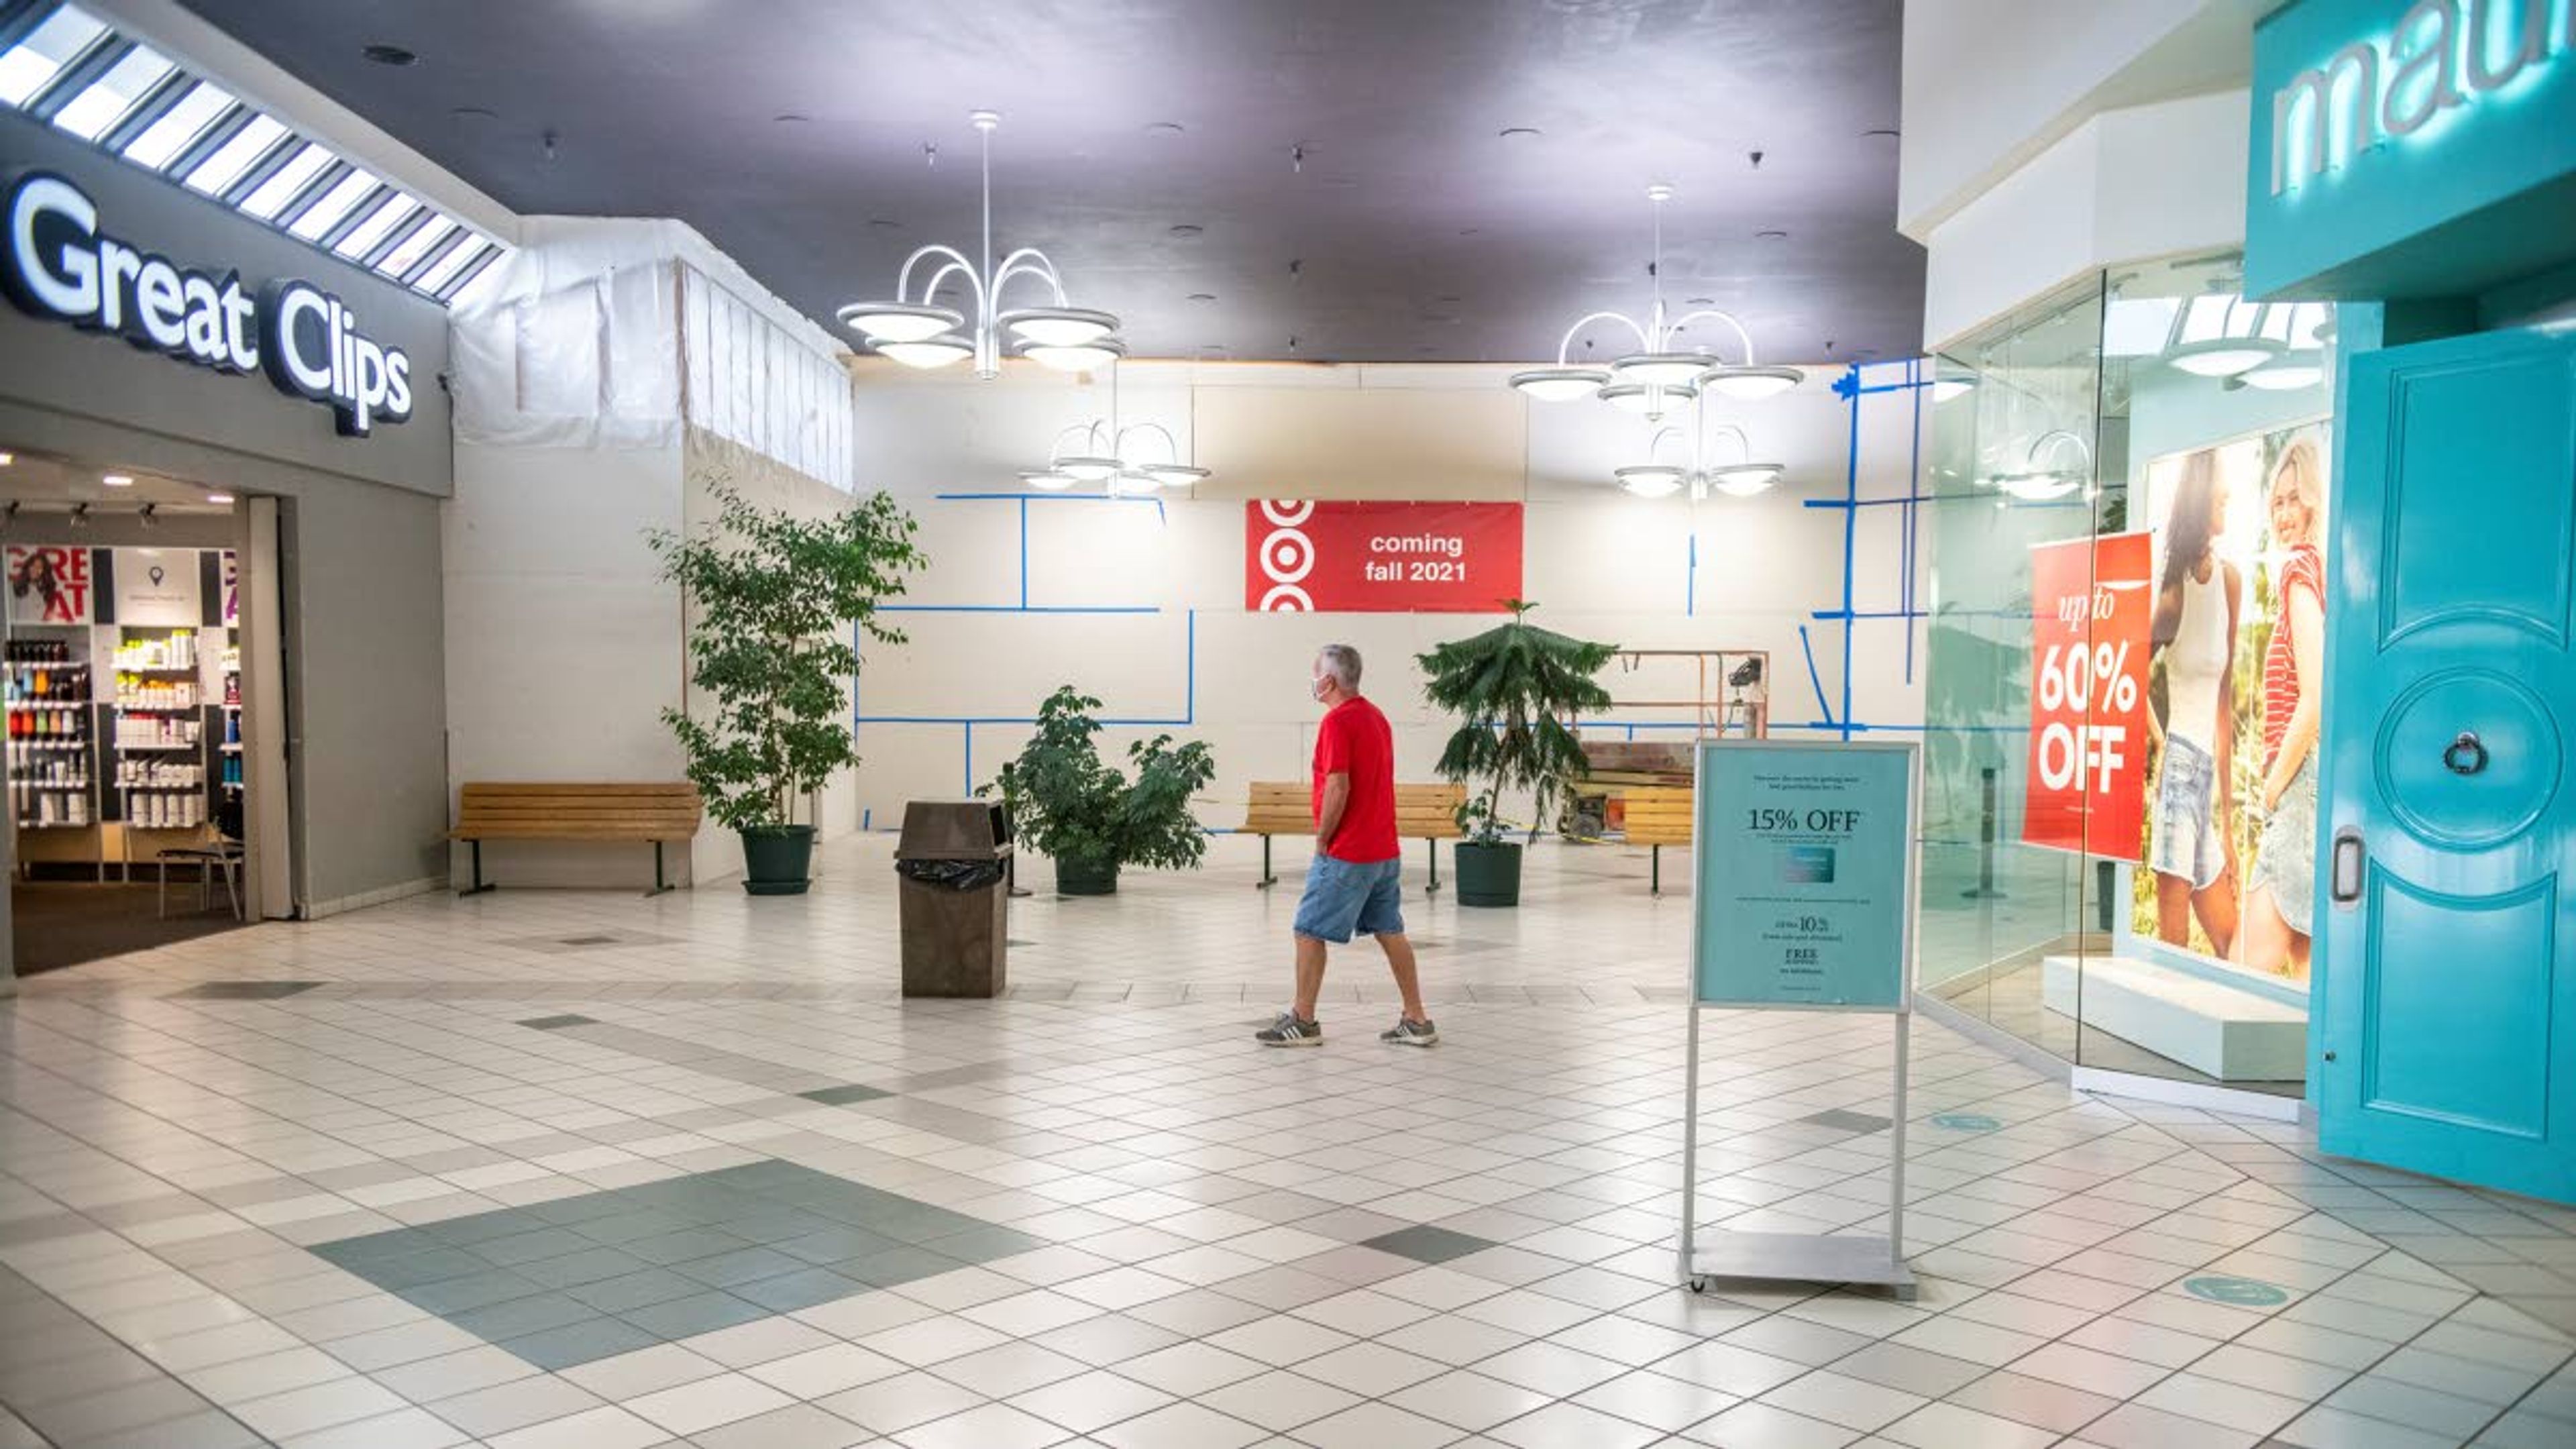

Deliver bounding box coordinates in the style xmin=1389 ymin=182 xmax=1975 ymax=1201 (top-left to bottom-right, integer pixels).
xmin=178 ymin=0 xmax=1921 ymax=365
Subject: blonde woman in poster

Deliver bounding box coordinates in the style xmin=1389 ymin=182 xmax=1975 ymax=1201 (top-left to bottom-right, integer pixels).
xmin=2146 ymin=450 xmax=2241 ymax=955
xmin=2239 ymin=437 xmax=2326 ymax=978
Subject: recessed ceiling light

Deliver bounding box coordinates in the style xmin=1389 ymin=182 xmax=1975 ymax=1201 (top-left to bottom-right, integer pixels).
xmin=451 ymin=107 xmax=496 ymax=123
xmin=101 ymin=473 xmax=133 ymax=487
xmin=1863 ymin=128 xmax=1900 ymax=139
xmin=1436 ymin=294 xmax=1462 ymax=304
xmin=206 ymin=492 xmax=234 ymax=504
xmin=774 ymin=113 xmax=810 ymax=125
xmin=362 ymin=44 xmax=417 ymax=66
xmin=1187 ymin=293 xmax=1216 ymax=303
xmin=868 ymin=217 xmax=902 ymax=229
xmin=1686 ymin=296 xmax=1715 ymax=305
xmin=1168 ymin=224 xmax=1203 ymax=237
xmin=1458 ymin=227 xmax=1481 ymax=237
xmin=1146 ymin=121 xmax=1185 ymax=136
xmin=0 ymin=452 xmax=13 ymax=466
xmin=1756 ymin=229 xmax=1788 ymax=239
xmin=1499 ymin=126 xmax=1541 ymax=140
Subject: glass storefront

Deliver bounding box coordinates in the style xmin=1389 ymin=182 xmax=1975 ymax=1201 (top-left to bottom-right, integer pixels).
xmin=1921 ymin=250 xmax=2337 ymax=1100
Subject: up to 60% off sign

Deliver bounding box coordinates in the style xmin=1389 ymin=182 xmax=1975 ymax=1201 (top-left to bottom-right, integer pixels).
xmin=2021 ymin=533 xmax=2153 ymax=858
xmin=2034 ymin=621 xmax=2139 ymax=798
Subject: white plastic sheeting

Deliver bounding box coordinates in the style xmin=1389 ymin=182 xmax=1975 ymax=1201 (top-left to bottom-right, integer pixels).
xmin=683 ymin=269 xmax=853 ymax=489
xmin=450 ymin=216 xmax=853 ymax=488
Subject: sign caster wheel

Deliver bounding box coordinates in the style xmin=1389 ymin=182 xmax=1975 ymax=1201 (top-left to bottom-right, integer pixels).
xmin=1687 ymin=1276 xmax=1710 ymax=1295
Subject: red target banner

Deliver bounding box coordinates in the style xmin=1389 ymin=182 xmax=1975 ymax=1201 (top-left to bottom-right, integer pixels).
xmin=1244 ymin=500 xmax=1523 ymax=613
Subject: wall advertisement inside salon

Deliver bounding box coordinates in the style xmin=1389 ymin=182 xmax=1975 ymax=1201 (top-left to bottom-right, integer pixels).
xmin=2133 ymin=421 xmax=2331 ymax=983
xmin=6 ymin=543 xmax=91 ymax=624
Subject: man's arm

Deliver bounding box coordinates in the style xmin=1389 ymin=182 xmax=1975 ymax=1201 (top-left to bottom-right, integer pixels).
xmin=1315 ymin=771 xmax=1351 ymax=853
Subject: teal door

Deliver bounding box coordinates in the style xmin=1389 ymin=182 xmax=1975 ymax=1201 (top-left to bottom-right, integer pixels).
xmin=2319 ymin=326 xmax=2576 ymax=1204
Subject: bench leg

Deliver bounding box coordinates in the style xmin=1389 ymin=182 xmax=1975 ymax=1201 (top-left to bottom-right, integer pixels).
xmin=1651 ymin=843 xmax=1662 ymax=896
xmin=1425 ymin=838 xmax=1441 ymax=894
xmin=458 ymin=840 xmax=496 ymax=896
xmin=1256 ymin=834 xmax=1275 ymax=889
xmin=643 ymin=841 xmax=675 ymax=898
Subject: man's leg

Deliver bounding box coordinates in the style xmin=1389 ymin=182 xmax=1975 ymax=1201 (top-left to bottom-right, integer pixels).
xmin=1294 ymin=932 xmax=1330 ymax=1022
xmin=1376 ymin=932 xmax=1427 ymax=1024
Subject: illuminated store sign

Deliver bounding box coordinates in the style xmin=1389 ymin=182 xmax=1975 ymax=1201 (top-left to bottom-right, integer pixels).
xmin=1 ymin=171 xmax=412 ymax=437
xmin=2271 ymin=0 xmax=2573 ymax=196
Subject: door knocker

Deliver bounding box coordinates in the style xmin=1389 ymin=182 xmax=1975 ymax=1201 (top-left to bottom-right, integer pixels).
xmin=2443 ymin=731 xmax=2489 ymax=776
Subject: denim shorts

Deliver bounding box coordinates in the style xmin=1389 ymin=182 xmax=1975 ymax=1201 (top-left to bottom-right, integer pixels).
xmin=2253 ymin=757 xmax=2317 ymax=935
xmin=2151 ymin=735 xmax=2226 ymax=890
xmin=1293 ymin=854 xmax=1405 ymax=943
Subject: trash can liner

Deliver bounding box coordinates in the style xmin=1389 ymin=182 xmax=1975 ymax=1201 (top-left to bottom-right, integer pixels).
xmin=896 ymin=858 xmax=1007 ymax=891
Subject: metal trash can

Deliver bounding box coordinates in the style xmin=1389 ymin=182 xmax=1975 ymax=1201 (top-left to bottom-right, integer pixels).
xmin=894 ymin=800 xmax=1012 ymax=998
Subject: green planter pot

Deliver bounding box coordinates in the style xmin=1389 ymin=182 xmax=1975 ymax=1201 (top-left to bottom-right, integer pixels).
xmin=739 ymin=824 xmax=815 ymax=896
xmin=1454 ymin=840 xmax=1521 ymax=907
xmin=1055 ymin=855 xmax=1120 ymax=896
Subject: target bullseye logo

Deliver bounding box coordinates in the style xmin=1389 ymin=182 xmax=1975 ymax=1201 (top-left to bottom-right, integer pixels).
xmin=1255 ymin=499 xmax=1316 ymax=611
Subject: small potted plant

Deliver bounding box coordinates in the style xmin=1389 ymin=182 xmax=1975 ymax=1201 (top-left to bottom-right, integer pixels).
xmin=1417 ymin=600 xmax=1615 ymax=907
xmin=649 ymin=476 xmax=924 ymax=894
xmin=986 ymin=686 xmax=1216 ymax=895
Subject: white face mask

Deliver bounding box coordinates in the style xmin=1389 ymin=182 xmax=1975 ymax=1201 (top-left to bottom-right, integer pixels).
xmin=1312 ymin=673 xmax=1332 ymax=701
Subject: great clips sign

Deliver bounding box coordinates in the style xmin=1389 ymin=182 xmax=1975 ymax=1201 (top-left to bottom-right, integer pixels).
xmin=2 ymin=171 xmax=414 ymax=436
xmin=1246 ymin=500 xmax=1522 ymax=613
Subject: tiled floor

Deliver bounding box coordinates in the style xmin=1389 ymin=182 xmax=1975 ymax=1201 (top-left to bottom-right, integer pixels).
xmin=2 ymin=835 xmax=2571 ymax=1449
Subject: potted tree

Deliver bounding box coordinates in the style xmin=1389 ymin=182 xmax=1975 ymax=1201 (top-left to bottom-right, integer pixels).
xmin=986 ymin=687 xmax=1216 ymax=896
xmin=649 ymin=477 xmax=924 ymax=894
xmin=1417 ymin=600 xmax=1616 ymax=907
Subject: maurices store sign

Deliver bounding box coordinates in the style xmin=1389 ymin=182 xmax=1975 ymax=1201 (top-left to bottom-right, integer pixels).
xmin=2247 ymin=0 xmax=2576 ymax=298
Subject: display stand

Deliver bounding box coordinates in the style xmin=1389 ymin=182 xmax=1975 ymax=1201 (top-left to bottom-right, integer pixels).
xmin=1680 ymin=738 xmax=1920 ymax=1299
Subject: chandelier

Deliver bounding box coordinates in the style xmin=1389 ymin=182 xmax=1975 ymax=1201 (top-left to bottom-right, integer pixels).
xmin=838 ymin=110 xmax=1122 ymax=376
xmin=1613 ymin=400 xmax=1782 ymax=500
xmin=1510 ymin=183 xmax=1803 ymax=419
xmin=1986 ymin=429 xmax=2092 ymax=502
xmin=1018 ymin=361 xmax=1210 ymax=494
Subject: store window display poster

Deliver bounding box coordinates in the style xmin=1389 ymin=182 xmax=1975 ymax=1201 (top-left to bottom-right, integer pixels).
xmin=2021 ymin=531 xmax=2154 ymax=860
xmin=2132 ymin=421 xmax=2330 ymax=985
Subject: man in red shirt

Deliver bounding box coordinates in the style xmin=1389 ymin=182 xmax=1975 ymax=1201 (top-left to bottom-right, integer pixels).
xmin=1256 ymin=645 xmax=1437 ymax=1047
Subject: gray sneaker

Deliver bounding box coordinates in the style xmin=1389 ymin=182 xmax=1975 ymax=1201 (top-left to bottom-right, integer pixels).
xmin=1255 ymin=1012 xmax=1322 ymax=1047
xmin=1380 ymin=1017 xmax=1440 ymax=1047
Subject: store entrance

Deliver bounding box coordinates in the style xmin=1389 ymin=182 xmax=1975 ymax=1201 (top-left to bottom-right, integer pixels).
xmin=4 ymin=452 xmax=278 ymax=975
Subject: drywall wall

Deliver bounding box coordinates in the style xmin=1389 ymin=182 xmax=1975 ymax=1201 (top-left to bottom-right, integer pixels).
xmin=843 ymin=360 xmax=1932 ymax=848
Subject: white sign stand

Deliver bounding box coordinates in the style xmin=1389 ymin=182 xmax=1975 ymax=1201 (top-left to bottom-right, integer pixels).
xmin=1678 ymin=740 xmax=1921 ymax=1299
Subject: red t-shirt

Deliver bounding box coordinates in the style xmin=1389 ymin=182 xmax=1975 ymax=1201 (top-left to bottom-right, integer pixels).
xmin=1313 ymin=696 xmax=1399 ymax=863
xmin=2263 ymin=545 xmax=2324 ymax=770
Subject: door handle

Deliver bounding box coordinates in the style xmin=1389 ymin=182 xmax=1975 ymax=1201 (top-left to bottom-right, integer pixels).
xmin=2330 ymin=827 xmax=2365 ymax=907
xmin=2444 ymin=731 xmax=2488 ymax=775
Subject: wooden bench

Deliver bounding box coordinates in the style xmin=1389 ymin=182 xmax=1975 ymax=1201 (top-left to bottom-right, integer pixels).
xmin=1243 ymin=781 xmax=1466 ymax=892
xmin=1623 ymin=785 xmax=1693 ymax=895
xmin=451 ymin=783 xmax=703 ymax=898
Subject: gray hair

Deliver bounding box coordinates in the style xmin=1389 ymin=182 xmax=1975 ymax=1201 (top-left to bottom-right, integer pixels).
xmin=1317 ymin=644 xmax=1362 ymax=691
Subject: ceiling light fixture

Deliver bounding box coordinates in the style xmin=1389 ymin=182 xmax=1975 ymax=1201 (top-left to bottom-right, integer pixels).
xmin=1615 ymin=399 xmax=1783 ymax=500
xmin=101 ymin=472 xmax=133 ymax=487
xmin=1020 ymin=358 xmax=1210 ymax=496
xmin=1987 ymin=429 xmax=2091 ymax=502
xmin=2163 ymin=290 xmax=2286 ymax=378
xmin=206 ymin=492 xmax=234 ymax=504
xmin=839 ymin=110 xmax=1122 ymax=377
xmin=1509 ymin=184 xmax=1800 ymax=419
